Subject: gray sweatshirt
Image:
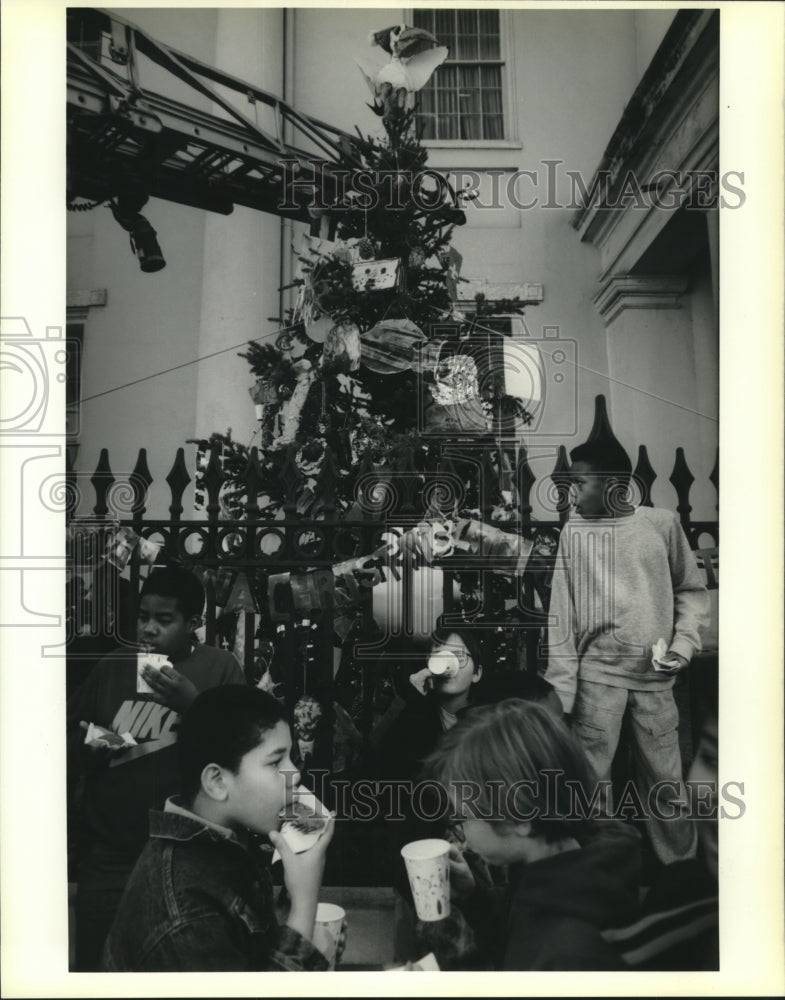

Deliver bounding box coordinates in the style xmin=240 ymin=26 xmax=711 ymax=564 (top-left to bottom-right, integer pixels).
xmin=545 ymin=507 xmax=710 ymax=714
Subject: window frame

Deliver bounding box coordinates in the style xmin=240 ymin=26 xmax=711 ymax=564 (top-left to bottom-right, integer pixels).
xmin=408 ymin=8 xmax=520 ymax=149
xmin=65 ymin=316 xmax=85 ymax=466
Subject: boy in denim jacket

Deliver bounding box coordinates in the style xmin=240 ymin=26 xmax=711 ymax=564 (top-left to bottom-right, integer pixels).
xmin=545 ymin=441 xmax=710 ymax=865
xmin=67 ymin=567 xmax=245 ymax=969
xmin=103 ymin=685 xmax=335 ymax=971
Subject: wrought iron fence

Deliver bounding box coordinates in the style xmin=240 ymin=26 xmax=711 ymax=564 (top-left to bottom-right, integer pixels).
xmin=65 ymin=394 xmax=718 ymax=774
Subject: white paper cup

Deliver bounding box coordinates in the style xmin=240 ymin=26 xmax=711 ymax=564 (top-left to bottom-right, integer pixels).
xmin=312 ymin=902 xmax=345 ymax=969
xmin=400 ymin=839 xmax=451 ymax=921
xmin=136 ymin=652 xmax=170 ymax=694
xmin=427 ymin=649 xmax=460 ymax=678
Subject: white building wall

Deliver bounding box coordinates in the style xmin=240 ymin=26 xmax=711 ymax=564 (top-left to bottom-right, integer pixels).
xmin=194 ymin=8 xmax=285 ymax=476
xmin=67 ymin=7 xmax=719 ymax=525
xmin=69 ymin=8 xmax=284 ymax=517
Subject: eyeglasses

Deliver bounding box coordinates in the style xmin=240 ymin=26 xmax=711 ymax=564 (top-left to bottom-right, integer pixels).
xmin=433 ymin=646 xmax=472 ymax=668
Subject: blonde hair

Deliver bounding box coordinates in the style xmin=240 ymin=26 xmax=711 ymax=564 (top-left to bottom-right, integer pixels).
xmin=424 ymin=698 xmax=593 ymax=842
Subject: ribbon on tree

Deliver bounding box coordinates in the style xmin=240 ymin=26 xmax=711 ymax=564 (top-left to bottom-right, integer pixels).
xmin=453 ymin=517 xmax=534 ymax=575
xmin=266 ymin=517 xmax=534 ymax=626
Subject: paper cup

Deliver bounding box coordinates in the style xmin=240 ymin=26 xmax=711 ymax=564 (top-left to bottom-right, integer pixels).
xmin=400 ymin=839 xmax=451 ymax=921
xmin=427 ymin=649 xmax=460 ymax=678
xmin=136 ymin=652 xmax=171 ymax=694
xmin=312 ymin=902 xmax=345 ymax=969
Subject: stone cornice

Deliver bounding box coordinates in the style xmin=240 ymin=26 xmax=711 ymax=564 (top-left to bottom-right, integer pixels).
xmin=457 ymin=280 xmax=543 ymax=306
xmin=594 ymin=274 xmax=688 ymax=324
xmin=67 ymin=288 xmax=107 ymax=321
xmin=571 ymin=9 xmax=719 ymax=257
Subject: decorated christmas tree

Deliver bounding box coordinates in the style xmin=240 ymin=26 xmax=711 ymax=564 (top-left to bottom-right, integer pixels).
xmin=194 ymin=27 xmax=533 ymax=520
xmin=188 ymin=25 xmax=541 ymax=763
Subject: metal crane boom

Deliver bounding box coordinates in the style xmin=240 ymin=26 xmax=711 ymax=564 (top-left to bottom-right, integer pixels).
xmin=67 ymin=7 xmax=368 ymax=219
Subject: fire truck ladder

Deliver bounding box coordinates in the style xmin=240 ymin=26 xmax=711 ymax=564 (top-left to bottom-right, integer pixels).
xmin=67 ymin=7 xmax=369 ymax=220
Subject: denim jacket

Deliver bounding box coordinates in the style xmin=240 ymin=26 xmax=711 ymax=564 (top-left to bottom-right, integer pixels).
xmin=102 ymin=798 xmax=328 ymax=972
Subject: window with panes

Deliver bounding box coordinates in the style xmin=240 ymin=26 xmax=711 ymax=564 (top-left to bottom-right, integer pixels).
xmin=413 ymin=9 xmax=505 ymax=141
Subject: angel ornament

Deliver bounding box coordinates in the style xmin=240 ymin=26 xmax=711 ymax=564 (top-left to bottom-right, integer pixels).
xmin=356 ymin=25 xmax=448 ymax=122
xmin=273 ymin=358 xmax=315 ymax=448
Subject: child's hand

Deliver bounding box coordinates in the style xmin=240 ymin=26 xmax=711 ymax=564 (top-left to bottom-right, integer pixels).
xmin=448 ymin=843 xmax=475 ymax=900
xmin=79 ymin=721 xmax=132 ymax=757
xmin=142 ymin=664 xmax=199 ymax=713
xmin=409 ymin=668 xmax=433 ymax=697
xmin=270 ymin=813 xmax=335 ymax=939
xmin=656 ymin=652 xmax=689 ymax=675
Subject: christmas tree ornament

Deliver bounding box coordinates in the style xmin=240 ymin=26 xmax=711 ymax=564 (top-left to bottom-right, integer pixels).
xmin=351 ymin=257 xmax=403 ymax=293
xmin=430 ymin=350 xmax=490 ymax=430
xmin=226 ymin=571 xmax=257 ymax=614
xmin=430 ymin=354 xmax=481 ymax=407
xmin=360 ymin=318 xmax=426 ymax=374
xmin=356 ymin=25 xmax=448 ymax=120
xmin=104 ymin=526 xmax=139 ymax=570
xmin=441 ymin=246 xmax=464 ymax=301
xmin=356 ymin=236 xmax=376 ymax=260
xmin=249 ymin=377 xmax=278 ymax=420
xmin=332 ymin=553 xmax=385 ymax=610
xmin=333 ymin=237 xmax=363 ymax=265
xmin=273 ymin=358 xmax=316 ymax=446
xmin=408 ymin=246 xmax=426 ymax=269
xmin=321 ymin=322 xmax=361 ymax=373
xmin=138 ymin=536 xmax=163 ymax=565
xmin=400 ymin=518 xmax=455 ymax=564
xmin=293 ymin=694 xmax=322 ymax=762
xmin=290 ymin=569 xmax=334 ymax=614
xmin=257 ymin=665 xmax=284 ymax=701
xmin=302 ymin=291 xmax=334 ymax=344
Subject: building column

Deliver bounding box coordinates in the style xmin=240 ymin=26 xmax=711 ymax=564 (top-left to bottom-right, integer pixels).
xmin=595 ymin=274 xmax=717 ymax=516
xmin=194 ymin=8 xmax=285 ymax=444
